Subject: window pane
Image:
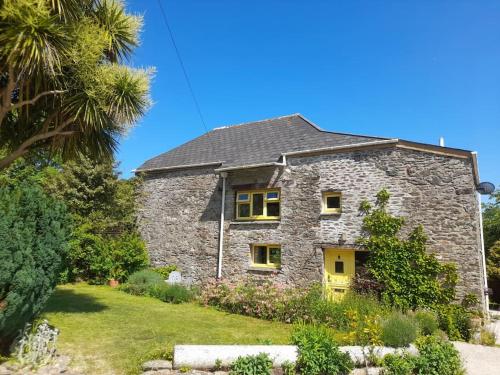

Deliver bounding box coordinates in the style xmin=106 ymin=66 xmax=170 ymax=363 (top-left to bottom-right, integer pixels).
xmin=327 ymin=195 xmax=341 ymax=209
xmin=252 ymin=193 xmax=264 ymax=215
xmin=335 ymin=261 xmax=344 ymax=273
xmin=238 ymin=203 xmax=250 ymax=217
xmin=269 ymin=247 xmax=281 ymax=265
xmin=267 ymin=202 xmax=280 ymax=217
xmin=266 ymin=191 xmax=279 ymax=200
xmin=253 ymin=246 xmax=267 ymax=264
xmin=237 ymin=193 xmax=249 ymax=202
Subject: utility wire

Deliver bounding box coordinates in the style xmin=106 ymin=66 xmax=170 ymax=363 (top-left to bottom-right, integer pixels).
xmin=156 ymin=0 xmax=211 ymax=136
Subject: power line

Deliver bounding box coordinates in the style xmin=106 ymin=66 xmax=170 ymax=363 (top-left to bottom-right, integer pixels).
xmin=156 ymin=0 xmax=210 ymax=136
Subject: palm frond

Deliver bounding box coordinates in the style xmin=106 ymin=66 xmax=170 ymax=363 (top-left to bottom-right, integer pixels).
xmin=93 ymin=0 xmax=141 ymax=62
xmin=0 ymin=0 xmax=69 ymax=77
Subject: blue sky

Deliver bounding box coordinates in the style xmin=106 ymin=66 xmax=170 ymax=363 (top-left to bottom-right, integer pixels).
xmin=119 ymin=0 xmax=500 ymax=191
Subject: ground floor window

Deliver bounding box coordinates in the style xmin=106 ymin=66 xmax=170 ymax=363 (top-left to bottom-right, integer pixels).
xmin=251 ymin=245 xmax=281 ymax=268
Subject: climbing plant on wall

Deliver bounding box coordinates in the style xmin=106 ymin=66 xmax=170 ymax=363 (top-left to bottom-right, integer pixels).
xmin=357 ymin=189 xmax=458 ymax=310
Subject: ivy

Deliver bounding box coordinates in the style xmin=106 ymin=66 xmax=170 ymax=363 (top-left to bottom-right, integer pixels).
xmin=358 ymin=189 xmax=458 ymax=310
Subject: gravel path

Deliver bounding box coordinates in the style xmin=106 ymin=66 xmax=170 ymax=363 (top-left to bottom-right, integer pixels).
xmin=453 ymin=342 xmax=500 ymax=375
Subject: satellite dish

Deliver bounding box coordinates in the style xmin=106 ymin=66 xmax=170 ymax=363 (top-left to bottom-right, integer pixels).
xmin=477 ymin=182 xmax=495 ymax=195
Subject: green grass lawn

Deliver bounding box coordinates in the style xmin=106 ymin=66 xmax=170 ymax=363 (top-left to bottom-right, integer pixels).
xmin=42 ymin=283 xmax=291 ymax=375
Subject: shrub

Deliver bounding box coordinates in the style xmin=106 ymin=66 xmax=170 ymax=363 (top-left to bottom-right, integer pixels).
xmin=65 ymin=223 xmax=111 ymax=283
xmin=151 ymin=265 xmax=178 ymax=280
xmin=64 ymin=227 xmax=149 ymax=284
xmin=0 ymin=184 xmax=70 ymax=354
xmin=121 ymin=270 xmax=164 ymax=295
xmin=149 ymin=283 xmax=193 ymax=304
xmin=351 ymin=267 xmax=383 ymax=297
xmin=281 ymin=360 xmax=296 ymax=375
xmin=107 ymin=233 xmax=149 ymax=282
xmin=435 ymin=304 xmax=473 ymax=341
xmin=478 ymin=328 xmax=496 ymax=346
xmin=229 ymin=353 xmax=273 ymax=375
xmin=201 ymin=279 xmax=386 ymax=334
xmin=414 ymin=335 xmax=464 ymax=375
xmin=381 ymin=312 xmax=417 ymax=348
xmin=382 ymin=352 xmax=416 ymax=375
xmin=413 ymin=310 xmax=439 ymax=336
xmin=358 ymin=190 xmax=458 ymax=310
xmin=14 ymin=319 xmax=58 ymax=367
xmin=291 ymin=324 xmax=354 ymax=375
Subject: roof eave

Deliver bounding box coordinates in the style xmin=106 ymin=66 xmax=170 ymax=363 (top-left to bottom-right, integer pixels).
xmin=134 ymin=161 xmax=224 ymax=174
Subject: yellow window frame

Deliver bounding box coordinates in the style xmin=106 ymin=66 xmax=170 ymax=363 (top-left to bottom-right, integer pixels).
xmin=236 ymin=189 xmax=280 ymax=221
xmin=251 ymin=244 xmax=281 ymax=268
xmin=322 ymin=192 xmax=342 ymax=214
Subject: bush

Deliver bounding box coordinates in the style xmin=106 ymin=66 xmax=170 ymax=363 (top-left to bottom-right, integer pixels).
xmin=435 ymin=304 xmax=473 ymax=341
xmin=414 ymin=335 xmax=464 ymax=375
xmin=201 ymin=279 xmax=386 ymax=334
xmin=478 ymin=328 xmax=496 ymax=346
xmin=358 ymin=190 xmax=458 ymax=310
xmin=381 ymin=352 xmax=416 ymax=375
xmin=229 ymin=353 xmax=273 ymax=375
xmin=413 ymin=310 xmax=439 ymax=336
xmin=64 ymin=227 xmax=149 ymax=284
xmin=291 ymin=324 xmax=354 ymax=375
xmin=381 ymin=312 xmax=417 ymax=347
xmin=121 ymin=270 xmax=164 ymax=295
xmin=65 ymin=223 xmax=111 ymax=283
xmin=0 ymin=184 xmax=70 ymax=353
xmin=149 ymin=283 xmax=193 ymax=304
xmin=107 ymin=233 xmax=149 ymax=282
xmin=151 ymin=265 xmax=178 ymax=280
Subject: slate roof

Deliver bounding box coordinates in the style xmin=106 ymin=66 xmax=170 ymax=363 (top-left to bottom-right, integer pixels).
xmin=136 ymin=114 xmax=389 ymax=172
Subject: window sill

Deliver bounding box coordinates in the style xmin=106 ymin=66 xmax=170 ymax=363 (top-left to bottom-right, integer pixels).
xmin=247 ymin=266 xmax=281 ymax=273
xmin=230 ymin=220 xmax=280 ymax=225
xmin=320 ymin=212 xmax=342 ymax=217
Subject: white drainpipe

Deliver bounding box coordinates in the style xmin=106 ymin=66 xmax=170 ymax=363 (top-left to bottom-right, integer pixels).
xmin=477 ymin=191 xmax=489 ymax=317
xmin=217 ymin=172 xmax=228 ymax=279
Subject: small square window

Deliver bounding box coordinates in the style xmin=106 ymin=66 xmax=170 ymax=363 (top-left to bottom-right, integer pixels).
xmin=251 ymin=245 xmax=281 ymax=268
xmin=322 ymin=192 xmax=342 ymax=214
xmin=335 ymin=261 xmax=344 ymax=274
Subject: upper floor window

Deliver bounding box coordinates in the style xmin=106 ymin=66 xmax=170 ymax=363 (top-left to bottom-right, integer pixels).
xmin=322 ymin=192 xmax=342 ymax=214
xmin=236 ymin=190 xmax=280 ymax=220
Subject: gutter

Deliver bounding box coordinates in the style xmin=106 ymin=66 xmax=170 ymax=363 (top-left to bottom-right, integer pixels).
xmin=134 ymin=161 xmax=223 ymax=174
xmin=282 ymin=139 xmax=400 ymax=157
xmin=214 ymin=159 xmax=286 ymax=173
xmin=217 ymin=172 xmax=228 ymax=279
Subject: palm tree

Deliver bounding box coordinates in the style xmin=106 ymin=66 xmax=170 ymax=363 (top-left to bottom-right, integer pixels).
xmin=0 ymin=0 xmax=152 ymax=169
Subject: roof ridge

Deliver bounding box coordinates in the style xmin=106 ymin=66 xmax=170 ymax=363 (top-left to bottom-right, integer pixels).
xmin=212 ymin=113 xmax=301 ymax=131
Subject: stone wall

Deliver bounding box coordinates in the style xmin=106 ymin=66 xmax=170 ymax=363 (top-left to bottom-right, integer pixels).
xmin=137 ymin=146 xmax=485 ymax=306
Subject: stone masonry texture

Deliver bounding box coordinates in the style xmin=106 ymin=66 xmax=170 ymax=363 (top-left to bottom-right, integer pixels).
xmin=137 ymin=146 xmax=485 ymax=307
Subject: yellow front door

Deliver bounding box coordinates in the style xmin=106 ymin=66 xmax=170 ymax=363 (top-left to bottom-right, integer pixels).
xmin=324 ymin=249 xmax=355 ymax=300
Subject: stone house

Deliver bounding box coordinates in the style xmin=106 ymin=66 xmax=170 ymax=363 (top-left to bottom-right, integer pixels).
xmin=136 ymin=114 xmax=488 ymax=309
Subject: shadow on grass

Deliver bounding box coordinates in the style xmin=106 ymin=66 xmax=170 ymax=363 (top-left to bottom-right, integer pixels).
xmin=43 ymin=288 xmax=107 ymax=313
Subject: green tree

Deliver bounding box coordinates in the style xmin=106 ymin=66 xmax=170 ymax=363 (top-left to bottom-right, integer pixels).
xmin=358 ymin=189 xmax=458 ymax=310
xmin=0 ymin=0 xmax=151 ymax=169
xmin=0 ymin=183 xmax=70 ymax=353
xmin=42 ymin=154 xmax=147 ymax=283
xmin=483 ymin=191 xmax=500 ymax=252
xmin=487 ymin=241 xmax=500 ymax=280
